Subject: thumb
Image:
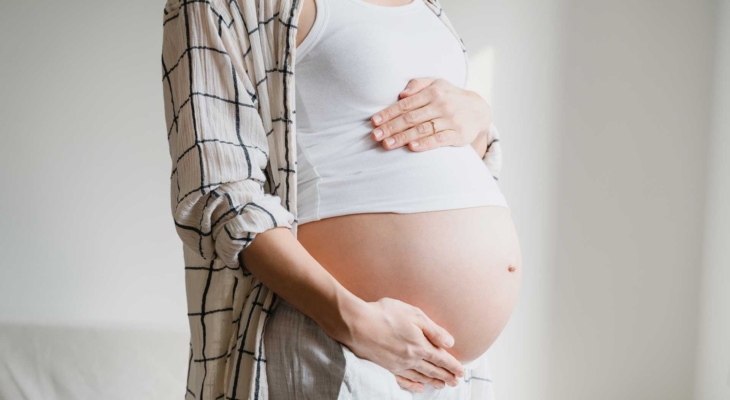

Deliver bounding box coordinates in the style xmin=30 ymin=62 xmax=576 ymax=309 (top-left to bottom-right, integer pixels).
xmin=415 ymin=313 xmax=455 ymax=348
xmin=399 ymin=78 xmax=436 ymax=98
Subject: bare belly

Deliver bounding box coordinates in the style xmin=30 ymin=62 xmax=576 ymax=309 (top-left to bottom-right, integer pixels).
xmin=297 ymin=205 xmax=522 ymax=363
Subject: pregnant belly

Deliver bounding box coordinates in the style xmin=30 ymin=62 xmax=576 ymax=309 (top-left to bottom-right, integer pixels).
xmin=297 ymin=205 xmax=523 ymax=364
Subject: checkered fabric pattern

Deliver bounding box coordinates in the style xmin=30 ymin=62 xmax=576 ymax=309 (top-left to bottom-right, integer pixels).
xmin=159 ymin=0 xmax=502 ymax=398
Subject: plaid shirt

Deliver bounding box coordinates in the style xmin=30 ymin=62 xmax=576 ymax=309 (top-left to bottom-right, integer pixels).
xmin=160 ymin=0 xmax=503 ymax=398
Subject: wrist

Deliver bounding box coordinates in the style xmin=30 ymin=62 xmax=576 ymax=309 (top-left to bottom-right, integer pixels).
xmin=313 ymin=286 xmax=368 ymax=345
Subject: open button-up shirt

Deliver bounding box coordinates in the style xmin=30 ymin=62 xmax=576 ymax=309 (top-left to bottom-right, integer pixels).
xmin=160 ymin=0 xmax=503 ymax=398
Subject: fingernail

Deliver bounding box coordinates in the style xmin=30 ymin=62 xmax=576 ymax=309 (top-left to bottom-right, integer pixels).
xmin=411 ymin=141 xmax=420 ymax=148
xmin=402 ymin=88 xmax=410 ymax=93
xmin=373 ymin=115 xmax=382 ymax=124
xmin=374 ymin=129 xmax=383 ymax=139
xmin=444 ymin=336 xmax=454 ymax=348
xmin=385 ymin=138 xmax=395 ymax=146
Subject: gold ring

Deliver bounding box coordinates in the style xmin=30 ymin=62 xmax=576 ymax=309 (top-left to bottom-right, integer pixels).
xmin=429 ymin=120 xmax=436 ymax=133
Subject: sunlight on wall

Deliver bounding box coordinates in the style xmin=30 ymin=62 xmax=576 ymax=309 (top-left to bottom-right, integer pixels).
xmin=466 ymin=46 xmax=496 ymax=105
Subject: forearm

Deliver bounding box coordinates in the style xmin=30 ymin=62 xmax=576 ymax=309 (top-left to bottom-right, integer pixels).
xmin=240 ymin=226 xmax=364 ymax=343
xmin=241 ymin=227 xmax=465 ymax=390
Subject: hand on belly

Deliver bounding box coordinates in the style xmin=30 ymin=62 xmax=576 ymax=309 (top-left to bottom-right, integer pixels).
xmin=297 ymin=205 xmax=522 ymax=364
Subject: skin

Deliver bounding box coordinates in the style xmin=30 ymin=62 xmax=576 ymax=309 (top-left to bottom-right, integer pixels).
xmin=255 ymin=0 xmax=516 ymax=393
xmin=297 ymin=208 xmax=522 ymax=392
xmin=371 ymin=77 xmax=492 ymax=157
xmin=241 ymin=228 xmax=467 ymax=391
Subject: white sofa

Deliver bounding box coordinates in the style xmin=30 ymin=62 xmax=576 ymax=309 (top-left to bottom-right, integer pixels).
xmin=0 ymin=323 xmax=189 ymax=400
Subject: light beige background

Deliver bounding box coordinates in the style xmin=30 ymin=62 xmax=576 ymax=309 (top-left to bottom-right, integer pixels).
xmin=0 ymin=0 xmax=727 ymax=399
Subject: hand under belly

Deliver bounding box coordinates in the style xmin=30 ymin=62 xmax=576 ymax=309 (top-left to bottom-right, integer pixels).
xmin=297 ymin=205 xmax=523 ymax=364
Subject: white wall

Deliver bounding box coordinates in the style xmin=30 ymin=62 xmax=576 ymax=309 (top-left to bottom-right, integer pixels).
xmin=547 ymin=1 xmax=716 ymax=399
xmin=0 ymin=0 xmax=186 ymax=330
xmin=695 ymin=1 xmax=730 ymax=398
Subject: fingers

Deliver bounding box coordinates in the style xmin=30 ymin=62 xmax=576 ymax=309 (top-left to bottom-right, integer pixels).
xmin=411 ymin=359 xmax=459 ymax=388
xmin=375 ymin=105 xmax=442 ymax=149
xmin=395 ymin=374 xmax=425 ymax=393
xmin=399 ymin=78 xmax=436 ymax=99
xmin=423 ymin=344 xmax=465 ymax=381
xmin=372 ymin=101 xmax=437 ymax=147
xmin=371 ymin=78 xmax=439 ymax=126
xmin=409 ymin=129 xmax=458 ymax=151
xmin=372 ymin=89 xmax=431 ymax=129
xmin=372 ymin=79 xmax=466 ymax=152
xmin=396 ymin=369 xmax=444 ymax=391
xmin=379 ymin=117 xmax=440 ymax=150
xmin=410 ymin=310 xmax=465 ymax=379
xmin=412 ymin=309 xmax=455 ymax=349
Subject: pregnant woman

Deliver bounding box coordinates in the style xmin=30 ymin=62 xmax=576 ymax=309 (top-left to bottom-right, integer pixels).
xmin=259 ymin=0 xmax=523 ymax=398
xmin=160 ymin=0 xmax=521 ymax=398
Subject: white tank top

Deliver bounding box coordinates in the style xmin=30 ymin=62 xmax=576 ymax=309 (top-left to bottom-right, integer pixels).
xmin=294 ymin=0 xmax=509 ymax=225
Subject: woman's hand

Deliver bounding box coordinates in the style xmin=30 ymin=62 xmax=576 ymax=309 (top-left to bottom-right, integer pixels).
xmin=333 ymin=297 xmax=464 ymax=393
xmin=370 ymin=78 xmax=491 ymax=153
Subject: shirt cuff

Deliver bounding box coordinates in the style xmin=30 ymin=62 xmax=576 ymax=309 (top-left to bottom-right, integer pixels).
xmin=481 ymin=122 xmax=503 ymax=181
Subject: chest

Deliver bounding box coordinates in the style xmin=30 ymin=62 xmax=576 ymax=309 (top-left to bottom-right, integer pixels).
xmin=294 ymin=2 xmax=467 ymax=131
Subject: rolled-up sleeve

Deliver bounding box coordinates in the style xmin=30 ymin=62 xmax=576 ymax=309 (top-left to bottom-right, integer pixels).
xmin=160 ymin=0 xmax=295 ymax=269
xmin=482 ymin=122 xmax=503 ymax=181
